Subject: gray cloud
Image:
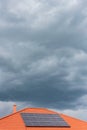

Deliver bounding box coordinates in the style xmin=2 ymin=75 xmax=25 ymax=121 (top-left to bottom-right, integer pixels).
xmin=0 ymin=0 xmax=87 ymax=120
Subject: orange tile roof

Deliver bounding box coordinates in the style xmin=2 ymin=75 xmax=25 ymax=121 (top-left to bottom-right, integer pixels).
xmin=0 ymin=107 xmax=87 ymax=130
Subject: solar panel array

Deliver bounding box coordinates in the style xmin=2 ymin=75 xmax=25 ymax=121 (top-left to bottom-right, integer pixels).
xmin=21 ymin=113 xmax=70 ymax=127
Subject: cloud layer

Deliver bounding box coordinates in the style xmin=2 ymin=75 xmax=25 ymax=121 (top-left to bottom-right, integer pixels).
xmin=0 ymin=0 xmax=87 ymax=120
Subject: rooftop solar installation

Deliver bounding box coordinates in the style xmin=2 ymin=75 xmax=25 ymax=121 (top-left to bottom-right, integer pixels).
xmin=21 ymin=113 xmax=70 ymax=127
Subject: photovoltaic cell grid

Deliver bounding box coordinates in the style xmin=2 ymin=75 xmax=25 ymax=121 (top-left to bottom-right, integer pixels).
xmin=21 ymin=113 xmax=70 ymax=127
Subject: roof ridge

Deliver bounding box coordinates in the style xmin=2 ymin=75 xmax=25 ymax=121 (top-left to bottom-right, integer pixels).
xmin=61 ymin=113 xmax=87 ymax=123
xmin=0 ymin=107 xmax=29 ymax=120
xmin=0 ymin=107 xmax=53 ymax=120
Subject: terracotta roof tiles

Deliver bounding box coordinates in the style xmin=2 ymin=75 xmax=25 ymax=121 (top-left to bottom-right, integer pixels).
xmin=0 ymin=107 xmax=87 ymax=130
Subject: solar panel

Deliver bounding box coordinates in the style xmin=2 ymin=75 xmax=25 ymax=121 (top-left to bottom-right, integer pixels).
xmin=21 ymin=113 xmax=70 ymax=127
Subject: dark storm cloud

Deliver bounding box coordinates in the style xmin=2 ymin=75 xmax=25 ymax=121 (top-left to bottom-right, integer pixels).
xmin=0 ymin=0 xmax=87 ymax=111
xmin=0 ymin=87 xmax=86 ymax=110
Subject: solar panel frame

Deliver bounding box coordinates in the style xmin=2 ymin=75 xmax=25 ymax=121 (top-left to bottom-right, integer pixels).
xmin=21 ymin=113 xmax=70 ymax=127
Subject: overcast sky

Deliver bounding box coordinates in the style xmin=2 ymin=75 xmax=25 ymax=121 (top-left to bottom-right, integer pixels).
xmin=0 ymin=0 xmax=87 ymax=121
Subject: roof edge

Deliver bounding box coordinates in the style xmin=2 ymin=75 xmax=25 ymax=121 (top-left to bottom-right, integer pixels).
xmin=61 ymin=113 xmax=87 ymax=123
xmin=0 ymin=107 xmax=29 ymax=120
xmin=0 ymin=107 xmax=51 ymax=120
